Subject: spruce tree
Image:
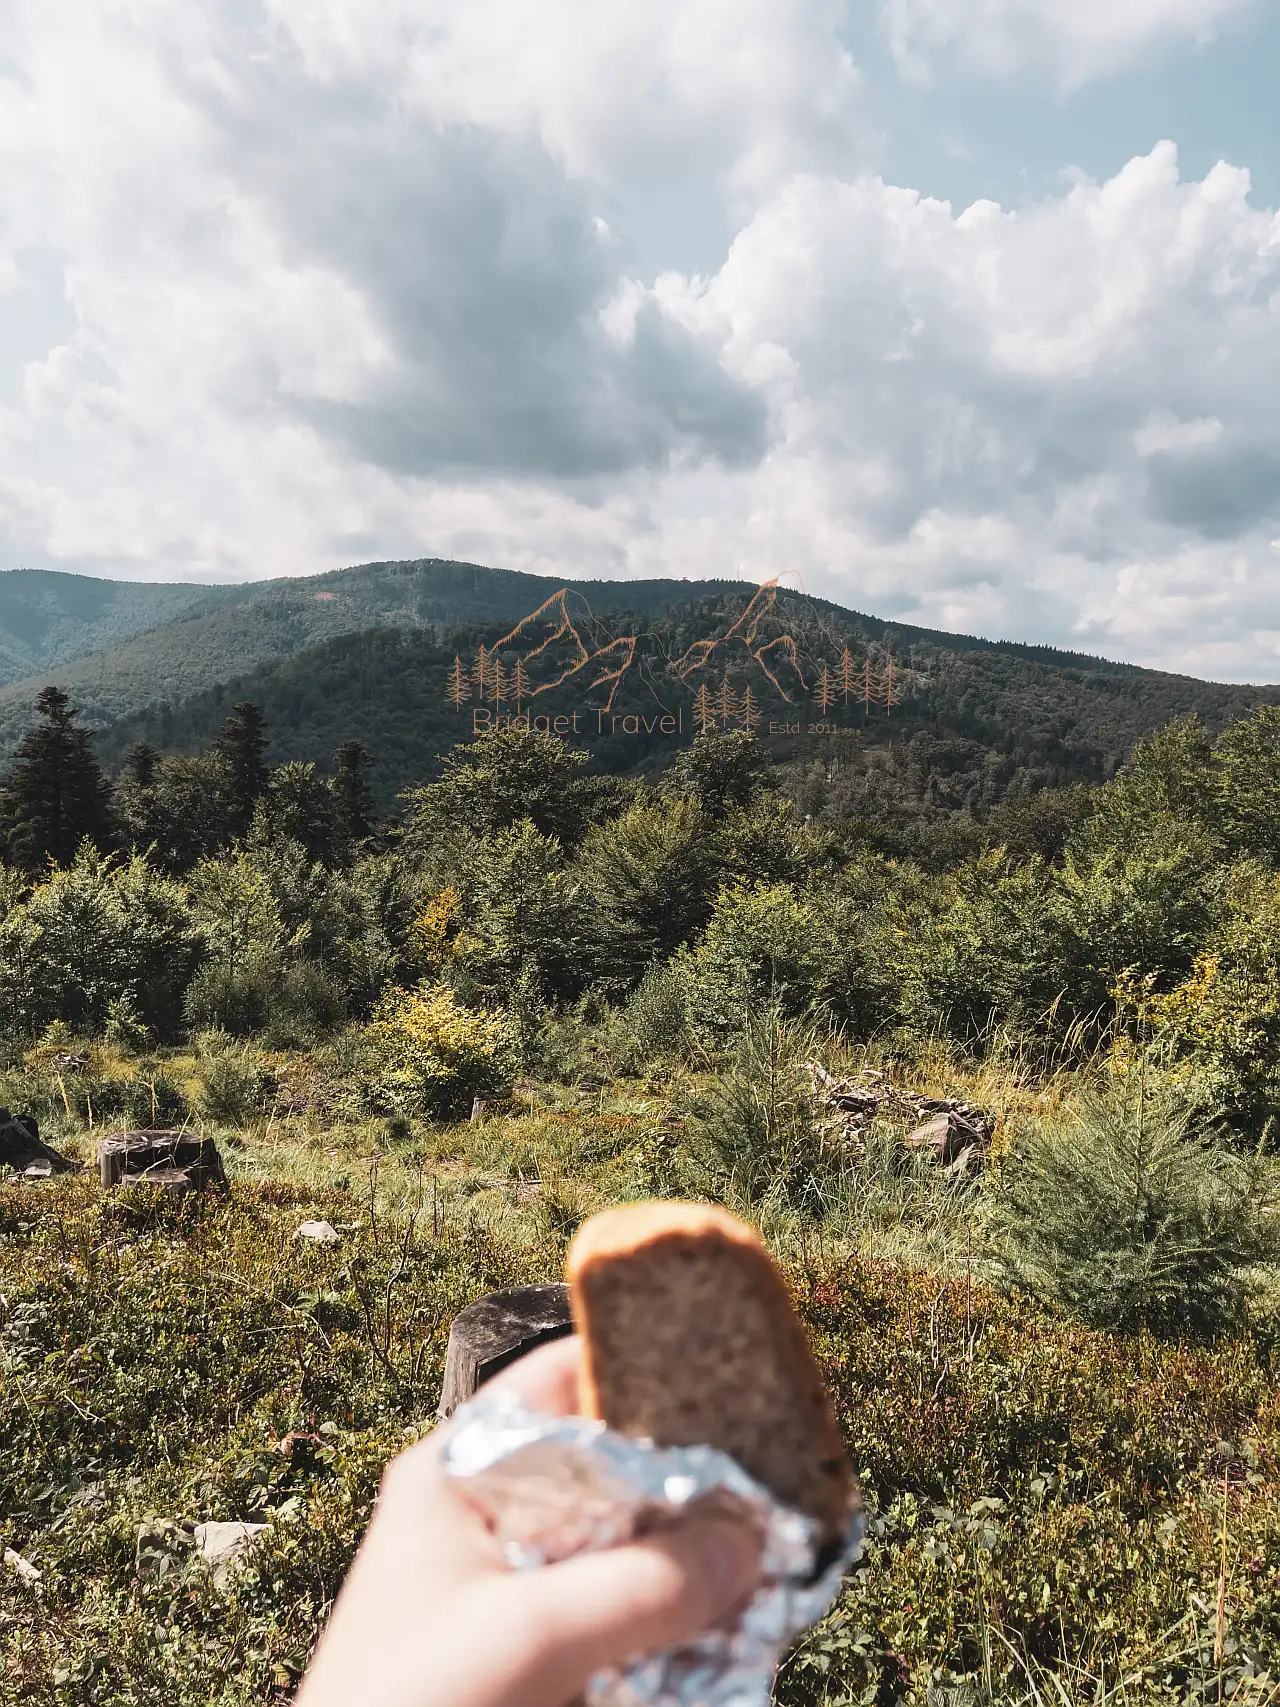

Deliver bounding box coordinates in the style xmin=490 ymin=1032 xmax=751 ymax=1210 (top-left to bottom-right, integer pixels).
xmin=331 ymin=740 xmax=376 ymax=845
xmin=1 ymin=686 xmax=114 ymax=871
xmin=114 ymin=739 xmax=165 ymax=855
xmin=213 ymin=702 xmax=268 ymax=838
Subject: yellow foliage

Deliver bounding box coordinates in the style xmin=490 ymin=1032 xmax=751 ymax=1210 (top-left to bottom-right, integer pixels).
xmin=409 ymin=885 xmax=470 ymax=972
xmin=363 ymin=982 xmax=512 ymax=1120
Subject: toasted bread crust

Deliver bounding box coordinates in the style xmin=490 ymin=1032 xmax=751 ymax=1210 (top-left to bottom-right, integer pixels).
xmin=567 ymin=1202 xmax=854 ymax=1540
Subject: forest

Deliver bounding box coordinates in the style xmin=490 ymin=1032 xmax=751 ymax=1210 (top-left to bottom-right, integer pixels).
xmin=2 ymin=682 xmax=1279 ymax=1704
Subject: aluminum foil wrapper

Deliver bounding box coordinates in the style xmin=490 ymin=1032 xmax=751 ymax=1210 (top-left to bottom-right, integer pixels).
xmin=441 ymin=1389 xmax=863 ymax=1707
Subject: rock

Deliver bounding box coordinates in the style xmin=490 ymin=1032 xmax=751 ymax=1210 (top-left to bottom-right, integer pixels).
xmin=438 ymin=1283 xmax=574 ymax=1420
xmin=22 ymin=1159 xmax=55 ymax=1180
xmin=195 ymin=1521 xmax=267 ymax=1586
xmin=469 ymin=1097 xmax=488 ymax=1123
xmin=3 ymin=1547 xmax=40 ymax=1584
xmin=294 ymin=1220 xmax=340 ymax=1244
xmin=906 ymin=1110 xmax=985 ymax=1166
xmin=98 ymin=1131 xmax=226 ymax=1191
xmin=0 ymin=1109 xmax=75 ymax=1176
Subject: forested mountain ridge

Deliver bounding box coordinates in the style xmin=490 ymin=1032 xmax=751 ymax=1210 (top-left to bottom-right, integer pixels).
xmin=0 ymin=568 xmax=245 ymax=686
xmin=0 ymin=558 xmax=751 ymax=752
xmin=91 ymin=581 xmax=1280 ymax=820
xmin=4 ymin=555 xmax=1274 ymax=762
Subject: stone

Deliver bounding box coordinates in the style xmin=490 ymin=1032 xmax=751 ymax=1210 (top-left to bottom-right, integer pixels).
xmin=195 ymin=1521 xmax=268 ymax=1586
xmin=3 ymin=1547 xmax=40 ymax=1584
xmin=22 ymin=1159 xmax=55 ymax=1180
xmin=437 ymin=1283 xmax=574 ymax=1420
xmin=294 ymin=1220 xmax=340 ymax=1244
xmin=905 ymin=1111 xmax=985 ymax=1166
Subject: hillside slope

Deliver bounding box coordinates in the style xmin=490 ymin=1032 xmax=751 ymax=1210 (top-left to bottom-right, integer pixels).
xmin=93 ymin=582 xmax=1280 ymax=817
xmin=0 ymin=568 xmax=245 ymax=687
xmin=0 ymin=559 xmax=751 ymax=752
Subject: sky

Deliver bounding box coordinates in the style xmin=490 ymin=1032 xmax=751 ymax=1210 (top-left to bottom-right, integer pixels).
xmin=0 ymin=2 xmax=1277 ymax=679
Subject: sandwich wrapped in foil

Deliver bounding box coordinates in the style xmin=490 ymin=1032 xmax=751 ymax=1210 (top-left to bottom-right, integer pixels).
xmin=441 ymin=1388 xmax=863 ymax=1707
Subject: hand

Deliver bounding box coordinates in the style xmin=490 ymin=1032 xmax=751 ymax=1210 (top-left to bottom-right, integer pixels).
xmin=294 ymin=1335 xmax=762 ymax=1707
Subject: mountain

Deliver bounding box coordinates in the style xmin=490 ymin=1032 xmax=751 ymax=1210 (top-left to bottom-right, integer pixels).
xmin=0 ymin=568 xmax=245 ymax=687
xmin=0 ymin=558 xmax=749 ymax=754
xmin=88 ymin=569 xmax=1280 ymax=819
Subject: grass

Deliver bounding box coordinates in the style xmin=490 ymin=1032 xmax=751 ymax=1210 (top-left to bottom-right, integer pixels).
xmin=2 ymin=1030 xmax=1279 ymax=1705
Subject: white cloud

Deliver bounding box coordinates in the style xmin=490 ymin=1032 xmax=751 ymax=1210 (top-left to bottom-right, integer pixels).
xmin=1 ymin=4 xmax=1279 ymax=677
xmin=1134 ymin=413 xmax=1223 ymax=455
xmin=881 ymin=0 xmax=1261 ymax=85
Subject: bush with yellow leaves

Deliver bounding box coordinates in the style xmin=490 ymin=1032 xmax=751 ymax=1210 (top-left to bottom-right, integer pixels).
xmin=358 ymin=982 xmax=514 ymax=1121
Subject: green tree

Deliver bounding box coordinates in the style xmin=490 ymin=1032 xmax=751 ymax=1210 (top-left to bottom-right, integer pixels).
xmin=992 ymin=1074 xmax=1269 ymax=1336
xmin=671 ymin=729 xmax=769 ymax=820
xmin=456 ymin=821 xmax=588 ymax=1001
xmin=575 ymin=797 xmax=715 ymax=991
xmin=404 ymin=728 xmax=603 ymax=851
xmin=1215 ymin=705 xmax=1280 ymax=862
xmin=0 ymin=846 xmax=200 ymax=1038
xmin=117 ymin=751 xmax=231 ymax=874
xmin=0 ymin=687 xmax=114 ymax=872
xmin=213 ymin=701 xmax=269 ymax=839
xmin=251 ymin=761 xmax=341 ymax=865
xmin=331 ymin=739 xmax=376 ymax=847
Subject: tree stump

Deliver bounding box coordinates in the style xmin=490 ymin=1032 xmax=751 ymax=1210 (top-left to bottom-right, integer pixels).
xmin=437 ymin=1283 xmax=573 ymax=1420
xmin=98 ymin=1131 xmax=227 ymax=1191
xmin=0 ymin=1109 xmax=74 ymax=1175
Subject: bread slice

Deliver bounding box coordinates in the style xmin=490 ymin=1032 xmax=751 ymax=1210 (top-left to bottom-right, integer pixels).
xmin=567 ymin=1201 xmax=855 ymax=1543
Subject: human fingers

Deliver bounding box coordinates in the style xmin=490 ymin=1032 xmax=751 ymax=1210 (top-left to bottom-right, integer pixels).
xmin=494 ymin=1516 xmax=762 ymax=1707
xmin=477 ymin=1332 xmax=583 ymax=1416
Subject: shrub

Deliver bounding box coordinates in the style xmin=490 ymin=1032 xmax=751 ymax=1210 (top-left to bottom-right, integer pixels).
xmin=358 ymin=983 xmax=514 ymax=1121
xmin=196 ymin=1037 xmax=269 ymax=1126
xmin=454 ymin=821 xmax=590 ymax=1002
xmin=1131 ymin=863 xmax=1280 ymax=1135
xmin=0 ymin=847 xmax=200 ymax=1040
xmin=988 ymin=1072 xmax=1274 ymax=1336
xmin=608 ymin=963 xmax=691 ymax=1073
xmin=684 ymin=997 xmax=841 ymax=1215
xmin=684 ymin=880 xmax=872 ymax=1041
xmin=575 ymin=797 xmax=714 ymax=992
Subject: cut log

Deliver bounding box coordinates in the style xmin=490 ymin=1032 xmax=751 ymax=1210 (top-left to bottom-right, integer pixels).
xmin=0 ymin=1109 xmax=75 ymax=1175
xmin=120 ymin=1167 xmax=195 ymax=1194
xmin=437 ymin=1283 xmax=573 ymax=1420
xmin=98 ymin=1131 xmax=226 ymax=1191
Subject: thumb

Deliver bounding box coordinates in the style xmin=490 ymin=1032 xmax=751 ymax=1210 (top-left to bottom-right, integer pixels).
xmin=504 ymin=1518 xmax=761 ymax=1706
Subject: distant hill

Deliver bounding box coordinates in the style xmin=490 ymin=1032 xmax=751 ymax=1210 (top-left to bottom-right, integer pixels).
xmin=88 ymin=571 xmax=1280 ymax=818
xmin=0 ymin=559 xmax=751 ymax=754
xmin=0 ymin=568 xmax=244 ymax=687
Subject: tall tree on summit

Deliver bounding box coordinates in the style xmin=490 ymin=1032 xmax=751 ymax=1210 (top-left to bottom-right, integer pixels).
xmin=1 ymin=686 xmax=114 ymax=871
xmin=213 ymin=702 xmax=268 ymax=838
xmin=331 ymin=740 xmax=376 ymax=846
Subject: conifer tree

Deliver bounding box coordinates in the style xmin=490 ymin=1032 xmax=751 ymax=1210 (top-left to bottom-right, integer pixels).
xmin=740 ymin=686 xmax=761 ymax=730
xmin=492 ymin=658 xmax=509 ymax=708
xmin=472 ymin=644 xmax=491 ymax=701
xmin=693 ymin=683 xmax=715 ymax=734
xmin=331 ymin=739 xmax=376 ymax=844
xmin=839 ymin=647 xmax=856 ymax=704
xmin=114 ymin=740 xmax=165 ymax=854
xmin=716 ymin=675 xmax=738 ymax=727
xmin=814 ymin=664 xmax=834 ymax=714
xmin=446 ymin=655 xmax=470 ymax=708
xmin=1 ymin=686 xmax=114 ymax=871
xmin=512 ymin=658 xmax=532 ymax=710
xmin=213 ymin=701 xmax=268 ymax=839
